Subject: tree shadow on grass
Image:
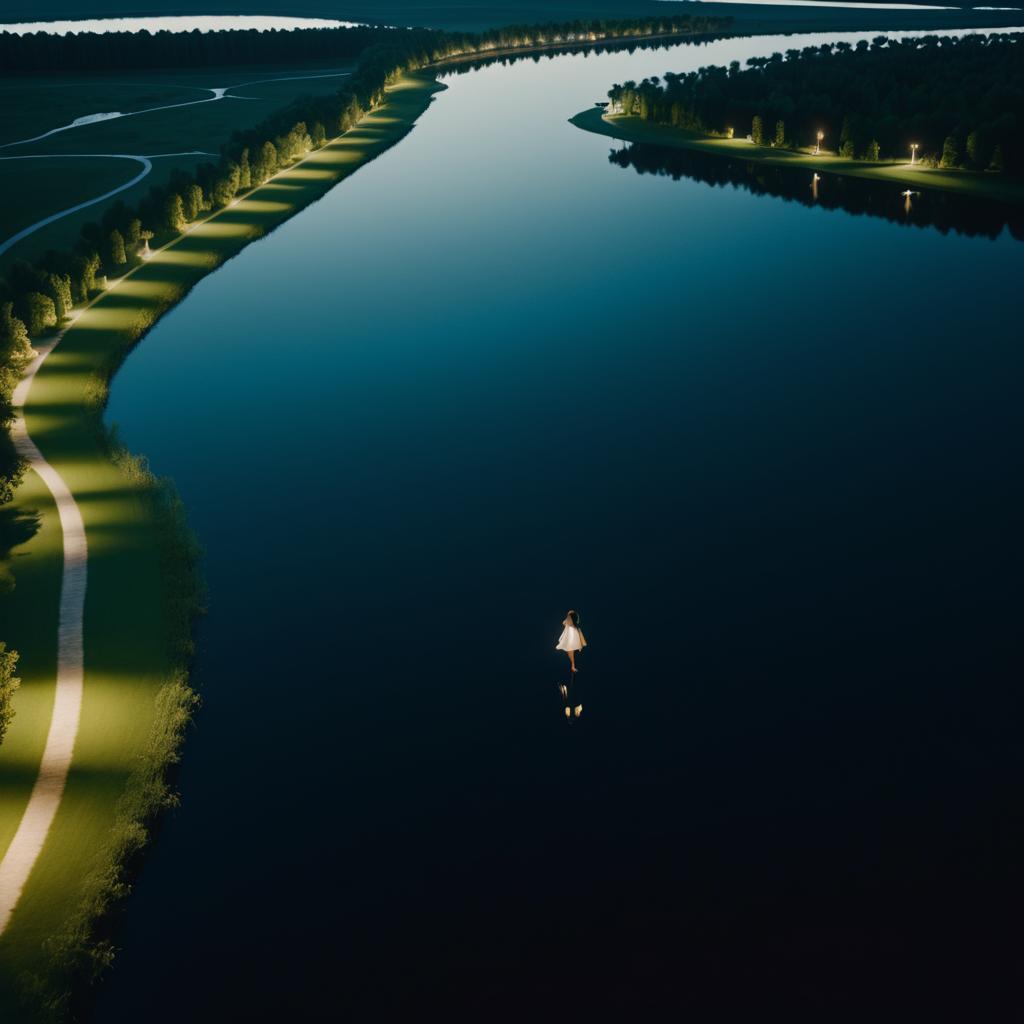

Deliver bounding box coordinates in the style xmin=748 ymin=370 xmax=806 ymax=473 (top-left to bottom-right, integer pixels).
xmin=0 ymin=507 xmax=41 ymax=553
xmin=0 ymin=505 xmax=41 ymax=593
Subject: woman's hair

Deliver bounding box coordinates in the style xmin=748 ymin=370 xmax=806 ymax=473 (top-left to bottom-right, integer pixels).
xmin=567 ymin=609 xmax=579 ymax=627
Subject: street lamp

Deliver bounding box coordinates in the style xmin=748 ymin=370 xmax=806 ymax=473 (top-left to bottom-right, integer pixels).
xmin=910 ymin=143 xmax=919 ymax=165
xmin=814 ymin=130 xmax=824 ymax=156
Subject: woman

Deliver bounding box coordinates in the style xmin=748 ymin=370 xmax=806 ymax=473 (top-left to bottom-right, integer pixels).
xmin=556 ymin=609 xmax=586 ymax=673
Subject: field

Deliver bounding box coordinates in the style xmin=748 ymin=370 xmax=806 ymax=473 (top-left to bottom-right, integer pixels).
xmin=571 ymin=107 xmax=1024 ymax=206
xmin=0 ymin=62 xmax=358 ymax=271
xmin=0 ymin=71 xmax=444 ymax=1017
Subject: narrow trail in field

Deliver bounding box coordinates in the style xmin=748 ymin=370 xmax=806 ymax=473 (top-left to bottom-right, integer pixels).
xmin=0 ymin=68 xmax=353 ymax=260
xmin=0 ymin=70 xmax=352 ymax=150
xmin=0 ymin=151 xmax=213 ymax=257
xmin=0 ymin=333 xmax=87 ymax=936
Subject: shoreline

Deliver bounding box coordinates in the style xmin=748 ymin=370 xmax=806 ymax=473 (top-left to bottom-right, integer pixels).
xmin=0 ymin=69 xmax=445 ymax=1017
xmin=569 ymin=107 xmax=1024 ymax=206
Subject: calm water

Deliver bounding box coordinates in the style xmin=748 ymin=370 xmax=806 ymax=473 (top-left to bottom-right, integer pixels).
xmin=1 ymin=15 xmax=359 ymax=34
xmin=98 ymin=31 xmax=1024 ymax=1019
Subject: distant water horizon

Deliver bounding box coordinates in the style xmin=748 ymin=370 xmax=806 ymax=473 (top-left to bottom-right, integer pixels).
xmin=0 ymin=15 xmax=362 ymax=36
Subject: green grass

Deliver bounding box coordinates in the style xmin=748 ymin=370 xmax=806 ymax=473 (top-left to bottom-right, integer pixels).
xmin=0 ymin=69 xmax=444 ymax=1019
xmin=0 ymin=61 xmax=358 ymax=272
xmin=0 ymin=158 xmax=143 ymax=245
xmin=570 ymin=108 xmax=1024 ymax=206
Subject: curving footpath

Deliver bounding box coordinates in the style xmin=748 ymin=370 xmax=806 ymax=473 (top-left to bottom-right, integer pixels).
xmin=0 ymin=78 xmax=437 ymax=938
xmin=0 ymin=333 xmax=87 ymax=936
xmin=0 ymin=151 xmax=215 ymax=257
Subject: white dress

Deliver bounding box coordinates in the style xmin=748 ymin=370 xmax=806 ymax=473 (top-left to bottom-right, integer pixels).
xmin=556 ymin=619 xmax=587 ymax=652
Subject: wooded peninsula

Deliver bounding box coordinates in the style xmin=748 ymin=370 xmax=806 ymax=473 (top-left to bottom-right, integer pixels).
xmin=606 ymin=33 xmax=1023 ymax=175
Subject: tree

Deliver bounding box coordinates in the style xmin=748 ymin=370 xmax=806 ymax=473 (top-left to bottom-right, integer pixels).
xmin=24 ymin=293 xmax=56 ymax=337
xmin=312 ymin=122 xmax=327 ymax=148
xmin=70 ymin=251 xmax=101 ymax=301
xmin=965 ymin=131 xmax=980 ymax=167
xmin=0 ymin=302 xmax=34 ymax=368
xmin=865 ymin=139 xmax=880 ymax=162
xmin=751 ymin=114 xmax=764 ymax=146
xmin=126 ymin=217 xmax=142 ymax=249
xmin=839 ymin=114 xmax=853 ymax=150
xmin=45 ymin=273 xmax=72 ymax=321
xmin=212 ymin=161 xmax=240 ymax=207
xmin=940 ymin=135 xmax=959 ymax=169
xmin=840 ymin=139 xmax=855 ymax=158
xmin=107 ymin=229 xmax=126 ymax=269
xmin=164 ymin=193 xmax=186 ymax=231
xmin=773 ymin=119 xmax=785 ymax=148
xmin=183 ymin=183 xmax=205 ymax=221
xmin=0 ymin=643 xmax=19 ymax=746
xmin=989 ymin=145 xmax=1004 ymax=172
xmin=238 ymin=147 xmax=252 ymax=189
xmin=255 ymin=140 xmax=278 ymax=183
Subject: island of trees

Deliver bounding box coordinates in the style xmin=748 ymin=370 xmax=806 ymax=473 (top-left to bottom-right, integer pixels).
xmin=606 ymin=32 xmax=1023 ymax=176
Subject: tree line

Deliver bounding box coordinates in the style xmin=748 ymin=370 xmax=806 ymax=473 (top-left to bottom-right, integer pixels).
xmin=0 ymin=13 xmax=725 ymax=625
xmin=607 ymin=32 xmax=1024 ymax=175
xmin=0 ymin=15 xmax=727 ymax=73
xmin=0 ymin=25 xmax=392 ymax=72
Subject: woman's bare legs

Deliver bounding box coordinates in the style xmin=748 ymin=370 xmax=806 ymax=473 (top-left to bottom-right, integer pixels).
xmin=568 ymin=650 xmax=577 ymax=673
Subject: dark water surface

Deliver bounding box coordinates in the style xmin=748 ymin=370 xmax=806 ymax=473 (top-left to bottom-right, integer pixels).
xmin=99 ymin=30 xmax=1024 ymax=1020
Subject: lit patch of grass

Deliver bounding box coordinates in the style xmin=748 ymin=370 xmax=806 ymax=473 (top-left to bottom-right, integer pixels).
xmin=273 ymin=168 xmax=334 ymax=180
xmin=571 ymin=108 xmax=1024 ymax=205
xmin=147 ymin=249 xmax=218 ymax=268
xmin=231 ymin=199 xmax=292 ymax=213
xmin=188 ymin=221 xmax=258 ymax=239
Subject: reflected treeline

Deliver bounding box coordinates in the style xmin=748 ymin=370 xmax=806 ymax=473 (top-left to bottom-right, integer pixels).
xmin=608 ymin=143 xmax=1024 ymax=243
xmin=439 ymin=33 xmax=730 ymax=79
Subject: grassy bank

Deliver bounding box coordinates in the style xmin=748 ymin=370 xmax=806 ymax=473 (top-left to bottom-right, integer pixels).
xmin=0 ymin=69 xmax=444 ymax=1019
xmin=570 ymin=108 xmax=1024 ymax=207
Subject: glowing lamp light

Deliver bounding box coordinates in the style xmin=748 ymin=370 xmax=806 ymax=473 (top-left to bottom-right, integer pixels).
xmin=910 ymin=142 xmax=919 ymax=165
xmin=814 ymin=130 xmax=824 ymax=155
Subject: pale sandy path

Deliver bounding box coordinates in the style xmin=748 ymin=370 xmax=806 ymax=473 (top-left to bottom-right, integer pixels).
xmin=0 ymin=333 xmax=87 ymax=936
xmin=0 ymin=94 xmax=379 ymax=935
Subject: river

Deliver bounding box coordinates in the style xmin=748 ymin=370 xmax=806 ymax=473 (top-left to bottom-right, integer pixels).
xmin=97 ymin=28 xmax=1024 ymax=1019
